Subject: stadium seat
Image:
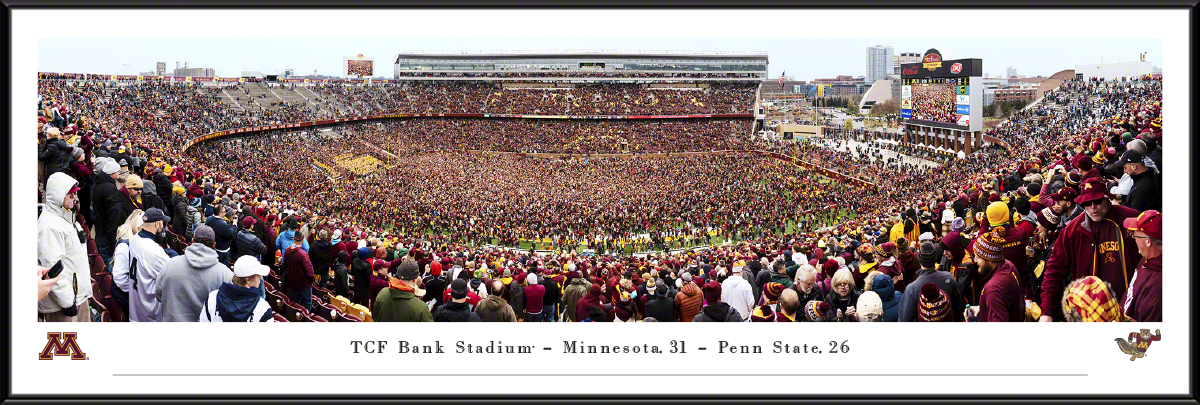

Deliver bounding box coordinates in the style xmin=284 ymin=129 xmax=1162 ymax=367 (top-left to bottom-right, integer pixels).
xmin=334 ymin=312 xmax=362 ymax=322
xmin=263 ymin=281 xmax=276 ymax=294
xmin=329 ymin=295 xmax=351 ymax=313
xmin=311 ymin=315 xmax=328 ymax=322
xmin=273 ymin=313 xmax=288 ymax=322
xmin=266 ymin=292 xmax=285 ymax=315
xmin=345 ymin=303 xmax=372 ymax=322
xmin=312 ymin=302 xmax=338 ymax=321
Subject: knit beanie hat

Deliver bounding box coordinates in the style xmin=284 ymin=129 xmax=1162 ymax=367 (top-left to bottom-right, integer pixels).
xmin=876 ymin=242 xmax=896 ymax=258
xmin=1066 ymin=172 xmax=1083 ymax=187
xmin=645 ymin=278 xmax=656 ymax=295
xmin=950 ymin=217 xmax=966 ymax=233
xmin=917 ymin=283 xmax=951 ymax=322
xmin=986 ymin=201 xmax=1010 ymax=226
xmin=1075 ymin=154 xmax=1093 ymax=171
xmin=1064 ymin=276 xmax=1124 ymax=322
xmin=972 ymin=227 xmax=1007 ymax=263
xmin=763 ymin=282 xmax=784 ymax=303
xmin=805 ymin=301 xmax=831 ymax=321
xmin=750 ymin=305 xmax=776 ymax=322
xmin=822 ymin=260 xmax=839 ymax=278
xmin=702 ymin=280 xmax=722 ymax=305
xmin=918 ymin=241 xmax=938 ymax=269
xmin=856 ymin=291 xmax=883 ymax=322
xmin=1037 ymin=207 xmax=1059 ymax=230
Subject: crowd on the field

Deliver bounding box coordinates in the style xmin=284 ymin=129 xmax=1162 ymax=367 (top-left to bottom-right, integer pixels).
xmin=36 ymin=75 xmax=1163 ymax=324
xmin=909 ymin=82 xmax=958 ymax=124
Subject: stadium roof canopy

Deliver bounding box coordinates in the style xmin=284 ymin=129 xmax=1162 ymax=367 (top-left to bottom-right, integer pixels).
xmin=395 ymin=50 xmax=769 ymax=63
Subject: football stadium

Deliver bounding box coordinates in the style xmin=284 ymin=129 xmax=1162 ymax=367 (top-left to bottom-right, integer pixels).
xmin=37 ymin=50 xmax=1163 ymax=324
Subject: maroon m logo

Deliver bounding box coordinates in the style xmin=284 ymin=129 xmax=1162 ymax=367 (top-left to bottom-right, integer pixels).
xmin=39 ymin=332 xmax=86 ymax=360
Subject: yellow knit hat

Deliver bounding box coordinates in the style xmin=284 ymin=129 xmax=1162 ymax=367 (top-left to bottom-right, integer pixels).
xmin=986 ymin=201 xmax=1010 ymax=226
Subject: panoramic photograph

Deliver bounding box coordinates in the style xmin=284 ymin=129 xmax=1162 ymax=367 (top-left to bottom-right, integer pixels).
xmin=35 ymin=36 xmax=1163 ymax=325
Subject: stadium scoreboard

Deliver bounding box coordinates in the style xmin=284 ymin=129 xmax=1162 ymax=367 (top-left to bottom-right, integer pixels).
xmin=344 ymin=54 xmax=375 ymax=78
xmin=900 ymin=49 xmax=982 ymax=132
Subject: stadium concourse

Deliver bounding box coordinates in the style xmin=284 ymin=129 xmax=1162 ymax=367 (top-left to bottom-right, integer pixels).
xmin=37 ymin=72 xmax=1162 ymax=324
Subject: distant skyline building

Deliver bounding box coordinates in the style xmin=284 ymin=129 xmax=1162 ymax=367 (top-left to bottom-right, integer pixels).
xmin=893 ymin=52 xmax=920 ymax=75
xmin=155 ymin=61 xmax=166 ymax=76
xmin=866 ymin=45 xmax=894 ymax=84
xmin=1006 ymin=66 xmax=1018 ymax=78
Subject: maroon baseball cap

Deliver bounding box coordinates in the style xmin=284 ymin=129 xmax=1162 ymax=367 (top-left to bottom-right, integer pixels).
xmin=1123 ymin=210 xmax=1162 ymax=240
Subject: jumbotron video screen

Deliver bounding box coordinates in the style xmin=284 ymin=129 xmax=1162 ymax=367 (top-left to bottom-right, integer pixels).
xmin=903 ymin=77 xmax=968 ymax=126
xmin=347 ymin=59 xmax=374 ymax=77
xmin=900 ymin=49 xmax=982 ymax=131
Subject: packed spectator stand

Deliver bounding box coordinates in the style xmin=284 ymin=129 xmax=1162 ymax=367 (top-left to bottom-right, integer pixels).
xmin=36 ymin=73 xmax=1162 ymax=324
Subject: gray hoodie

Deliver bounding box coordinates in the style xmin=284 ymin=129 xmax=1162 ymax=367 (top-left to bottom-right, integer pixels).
xmin=155 ymin=243 xmax=233 ymax=322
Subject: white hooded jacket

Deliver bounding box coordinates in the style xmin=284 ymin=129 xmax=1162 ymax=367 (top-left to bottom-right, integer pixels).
xmin=38 ymin=173 xmax=93 ymax=314
xmin=128 ymin=227 xmax=173 ymax=322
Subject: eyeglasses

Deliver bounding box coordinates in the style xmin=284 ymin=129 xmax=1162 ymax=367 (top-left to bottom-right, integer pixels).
xmin=130 ymin=188 xmax=142 ymax=191
xmin=1130 ymin=234 xmax=1150 ymax=239
xmin=1080 ymin=199 xmax=1105 ymax=208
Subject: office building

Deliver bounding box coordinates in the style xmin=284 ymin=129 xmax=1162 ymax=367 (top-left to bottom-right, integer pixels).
xmin=865 ymin=45 xmax=894 ymax=84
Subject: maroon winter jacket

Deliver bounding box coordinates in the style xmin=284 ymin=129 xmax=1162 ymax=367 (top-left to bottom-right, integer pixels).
xmin=283 ymin=244 xmax=316 ymax=291
xmin=1120 ymin=255 xmax=1161 ymax=322
xmin=978 ymin=259 xmax=1024 ymax=322
xmin=993 ymin=223 xmax=1031 ymax=299
xmin=1040 ymin=204 xmax=1141 ymax=321
xmin=524 ymin=283 xmax=545 ymax=314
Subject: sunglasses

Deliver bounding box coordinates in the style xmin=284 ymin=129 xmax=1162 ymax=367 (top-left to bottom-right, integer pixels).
xmin=1081 ymin=199 xmax=1105 ymax=208
xmin=130 ymin=187 xmax=142 ymax=191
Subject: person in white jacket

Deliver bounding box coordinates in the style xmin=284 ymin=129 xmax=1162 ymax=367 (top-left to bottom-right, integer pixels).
xmin=38 ymin=172 xmax=93 ymax=321
xmin=199 ymin=256 xmax=274 ymax=322
xmin=127 ymin=207 xmax=178 ymax=322
xmin=111 ymin=208 xmax=145 ymax=317
xmin=721 ymin=260 xmax=755 ymax=321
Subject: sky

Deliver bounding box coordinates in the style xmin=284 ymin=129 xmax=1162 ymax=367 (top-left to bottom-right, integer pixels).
xmin=39 ymin=37 xmax=1161 ymax=81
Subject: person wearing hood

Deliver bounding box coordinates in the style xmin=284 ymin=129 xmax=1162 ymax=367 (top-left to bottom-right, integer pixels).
xmin=275 ymin=218 xmax=310 ymax=254
xmin=282 ymin=229 xmax=316 ymax=311
xmin=866 ymin=274 xmax=903 ymax=322
xmin=201 ymin=256 xmax=274 ymax=322
xmin=694 ymin=281 xmax=741 ymax=321
xmin=38 ymin=172 xmax=93 ymax=322
xmin=138 ymin=179 xmax=166 ymax=213
xmin=874 ymin=242 xmax=903 ymax=290
xmin=351 ymin=247 xmax=374 ymax=307
xmin=673 ymin=272 xmax=704 ymax=322
xmin=155 ymin=225 xmax=234 ymax=322
xmin=309 ymin=230 xmax=333 ymax=286
xmin=1120 ymin=210 xmax=1162 ymax=322
xmin=475 ymin=280 xmax=518 ymax=322
xmin=373 ymin=258 xmax=432 ymax=322
xmin=721 ymin=261 xmax=754 ymax=321
xmin=328 ymin=250 xmax=352 ymax=298
xmin=90 ymin=159 xmax=122 ymax=264
xmin=902 ymin=240 xmax=964 ymax=323
xmin=432 ymin=279 xmax=482 ymax=322
xmin=561 ymin=274 xmax=591 ymax=322
xmin=39 ymin=127 xmax=74 ymax=185
xmin=575 ymin=283 xmax=610 ymax=322
xmin=824 ymin=268 xmax=860 ymax=322
xmin=128 ymin=208 xmax=179 ymax=322
xmin=421 ymin=261 xmax=448 ymax=313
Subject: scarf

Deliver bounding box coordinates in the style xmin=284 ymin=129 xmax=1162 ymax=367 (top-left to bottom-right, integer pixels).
xmin=388 ymin=277 xmax=425 ymax=298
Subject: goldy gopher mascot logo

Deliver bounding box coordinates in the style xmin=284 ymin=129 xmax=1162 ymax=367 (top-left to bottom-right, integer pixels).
xmin=1115 ymin=329 xmax=1161 ymax=361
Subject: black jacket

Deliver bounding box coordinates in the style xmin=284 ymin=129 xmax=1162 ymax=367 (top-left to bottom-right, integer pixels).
xmin=421 ymin=275 xmax=448 ymax=312
xmin=693 ymin=302 xmax=742 ymax=322
xmin=1125 ymin=169 xmax=1160 ymax=212
xmin=330 ymin=262 xmax=351 ymax=298
xmin=235 ymin=229 xmax=269 ymax=261
xmin=153 ymin=173 xmax=174 ymax=205
xmin=107 ymin=189 xmax=141 ymax=235
xmin=89 ymin=173 xmax=119 ymax=236
xmin=432 ymin=301 xmax=481 ymax=322
xmin=540 ymin=277 xmax=561 ymax=306
xmin=39 ymin=137 xmax=74 ymax=179
xmin=310 ymin=240 xmax=333 ymax=278
xmin=170 ymin=194 xmax=190 ymax=236
xmin=351 ymin=258 xmax=372 ymax=303
xmin=824 ymin=289 xmax=861 ymax=322
xmin=644 ymin=294 xmax=676 ymax=322
xmin=204 ymin=216 xmax=237 ymax=251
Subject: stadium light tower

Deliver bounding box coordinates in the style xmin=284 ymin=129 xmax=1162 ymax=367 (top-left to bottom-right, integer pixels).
xmin=123 ymin=64 xmax=131 ymax=74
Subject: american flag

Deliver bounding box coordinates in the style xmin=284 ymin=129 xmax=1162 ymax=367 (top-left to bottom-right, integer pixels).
xmin=779 ymin=71 xmax=785 ymax=89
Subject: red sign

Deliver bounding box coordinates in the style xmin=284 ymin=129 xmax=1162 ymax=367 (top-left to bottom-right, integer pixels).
xmin=902 ymin=65 xmax=919 ymax=76
xmin=923 ymin=53 xmax=941 ymax=63
xmin=950 ymin=63 xmax=963 ymax=74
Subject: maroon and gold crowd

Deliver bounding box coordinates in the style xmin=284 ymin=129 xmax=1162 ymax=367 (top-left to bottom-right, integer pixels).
xmin=37 ymin=75 xmax=1162 ymax=324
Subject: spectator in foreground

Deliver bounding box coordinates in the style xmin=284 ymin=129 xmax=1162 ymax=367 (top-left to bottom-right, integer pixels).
xmin=282 ymin=229 xmax=316 ymax=311
xmin=433 ymin=279 xmax=482 ymax=322
xmin=475 ymin=280 xmax=517 ymax=322
xmin=128 ymin=208 xmax=178 ymax=322
xmin=200 ymin=255 xmax=274 ymax=322
xmin=373 ymin=258 xmax=432 ymax=322
xmin=38 ymin=172 xmax=92 ymax=322
xmin=1121 ymin=210 xmax=1162 ymax=322
xmin=155 ymin=225 xmax=233 ymax=322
